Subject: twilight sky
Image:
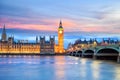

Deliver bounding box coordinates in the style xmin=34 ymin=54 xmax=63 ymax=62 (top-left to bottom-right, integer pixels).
xmin=0 ymin=0 xmax=120 ymax=48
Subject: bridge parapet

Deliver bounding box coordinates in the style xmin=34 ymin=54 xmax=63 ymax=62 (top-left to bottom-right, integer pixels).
xmin=67 ymin=44 xmax=119 ymax=54
xmin=81 ymin=44 xmax=119 ymax=52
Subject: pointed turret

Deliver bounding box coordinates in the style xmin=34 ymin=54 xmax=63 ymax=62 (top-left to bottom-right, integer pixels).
xmin=36 ymin=36 xmax=38 ymax=43
xmin=1 ymin=24 xmax=7 ymax=41
xmin=59 ymin=20 xmax=63 ymax=28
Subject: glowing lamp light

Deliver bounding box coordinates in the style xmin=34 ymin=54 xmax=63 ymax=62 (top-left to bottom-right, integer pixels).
xmin=60 ymin=50 xmax=62 ymax=53
xmin=59 ymin=31 xmax=62 ymax=34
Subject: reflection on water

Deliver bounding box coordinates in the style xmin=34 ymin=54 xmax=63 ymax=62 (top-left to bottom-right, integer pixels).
xmin=0 ymin=56 xmax=120 ymax=80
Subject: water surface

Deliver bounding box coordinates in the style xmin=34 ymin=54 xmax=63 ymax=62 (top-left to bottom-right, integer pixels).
xmin=0 ymin=56 xmax=120 ymax=80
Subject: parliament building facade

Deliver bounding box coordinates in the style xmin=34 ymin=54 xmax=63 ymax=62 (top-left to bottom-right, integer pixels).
xmin=0 ymin=21 xmax=64 ymax=54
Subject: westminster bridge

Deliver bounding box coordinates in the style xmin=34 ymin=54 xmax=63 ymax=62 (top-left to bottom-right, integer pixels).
xmin=67 ymin=44 xmax=120 ymax=63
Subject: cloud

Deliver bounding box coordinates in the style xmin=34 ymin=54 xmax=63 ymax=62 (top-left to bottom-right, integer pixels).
xmin=0 ymin=0 xmax=120 ymax=34
xmin=0 ymin=0 xmax=120 ymax=48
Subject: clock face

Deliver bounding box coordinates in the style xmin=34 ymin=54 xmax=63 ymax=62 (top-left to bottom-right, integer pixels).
xmin=59 ymin=30 xmax=62 ymax=34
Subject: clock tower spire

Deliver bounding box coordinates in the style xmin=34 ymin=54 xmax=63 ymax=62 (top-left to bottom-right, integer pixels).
xmin=58 ymin=20 xmax=64 ymax=53
xmin=59 ymin=20 xmax=63 ymax=28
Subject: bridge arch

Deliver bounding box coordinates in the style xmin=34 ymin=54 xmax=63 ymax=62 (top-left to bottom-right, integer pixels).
xmin=96 ymin=47 xmax=119 ymax=54
xmin=76 ymin=50 xmax=82 ymax=57
xmin=96 ymin=47 xmax=119 ymax=61
xmin=84 ymin=49 xmax=94 ymax=53
xmin=83 ymin=49 xmax=94 ymax=58
xmin=77 ymin=50 xmax=82 ymax=53
xmin=72 ymin=51 xmax=76 ymax=56
xmin=73 ymin=51 xmax=76 ymax=53
xmin=70 ymin=52 xmax=72 ymax=54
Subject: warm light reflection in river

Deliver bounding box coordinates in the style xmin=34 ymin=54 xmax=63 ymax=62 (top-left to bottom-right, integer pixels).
xmin=0 ymin=56 xmax=120 ymax=80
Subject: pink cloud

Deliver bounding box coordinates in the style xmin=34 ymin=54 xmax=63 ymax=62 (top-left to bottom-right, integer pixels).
xmin=0 ymin=16 xmax=120 ymax=34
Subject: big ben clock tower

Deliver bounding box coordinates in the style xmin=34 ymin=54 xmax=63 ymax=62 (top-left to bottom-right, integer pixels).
xmin=58 ymin=21 xmax=64 ymax=53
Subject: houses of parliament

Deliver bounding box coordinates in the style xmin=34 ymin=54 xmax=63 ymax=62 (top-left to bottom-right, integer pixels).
xmin=0 ymin=21 xmax=65 ymax=54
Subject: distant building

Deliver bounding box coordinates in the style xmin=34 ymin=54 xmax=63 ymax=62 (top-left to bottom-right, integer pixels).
xmin=72 ymin=38 xmax=98 ymax=49
xmin=67 ymin=38 xmax=119 ymax=51
xmin=100 ymin=38 xmax=119 ymax=46
xmin=0 ymin=21 xmax=64 ymax=54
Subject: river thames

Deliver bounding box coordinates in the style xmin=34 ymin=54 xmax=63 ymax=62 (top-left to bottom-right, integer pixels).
xmin=0 ymin=56 xmax=120 ymax=80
